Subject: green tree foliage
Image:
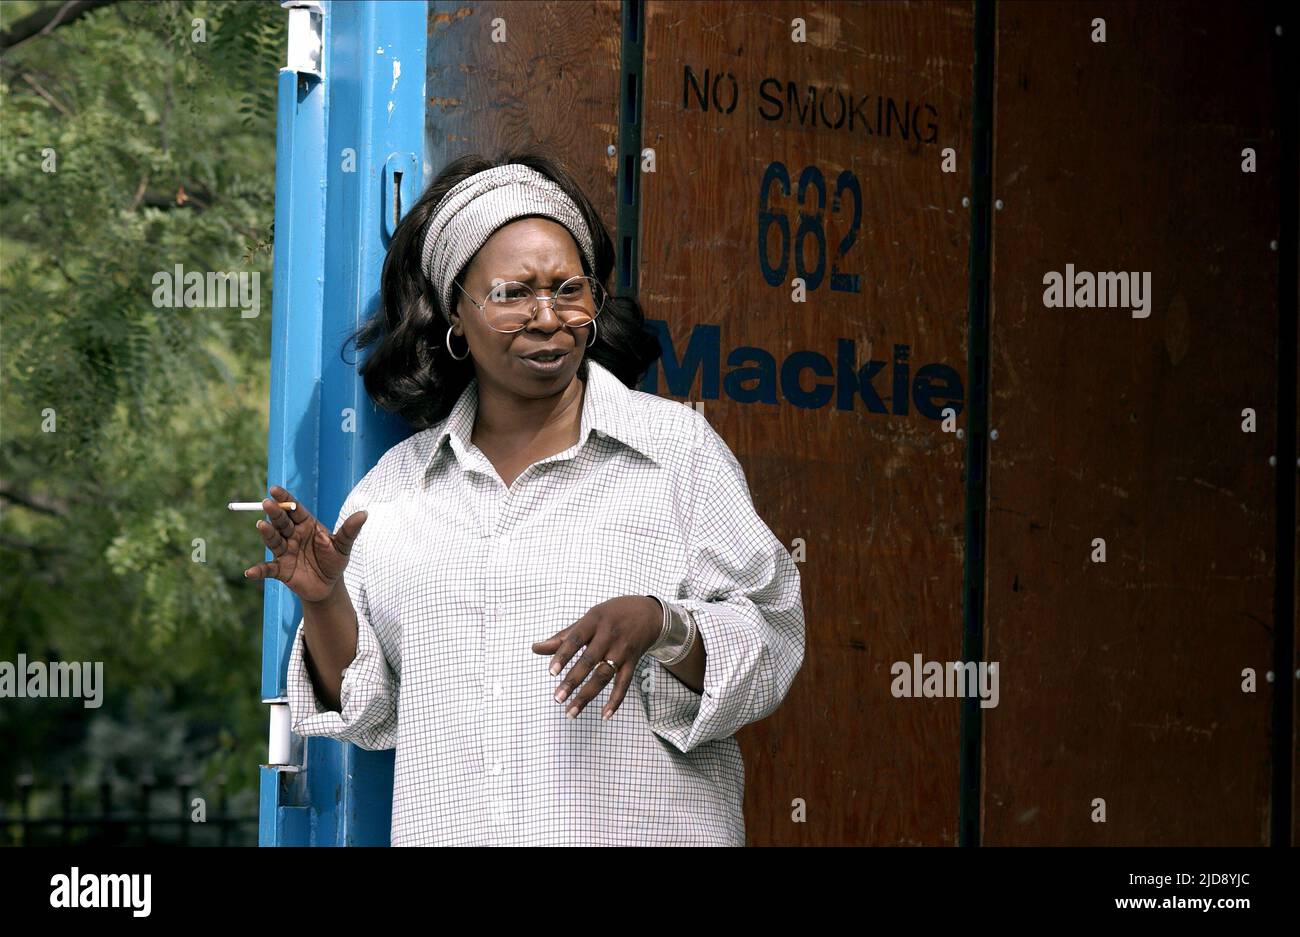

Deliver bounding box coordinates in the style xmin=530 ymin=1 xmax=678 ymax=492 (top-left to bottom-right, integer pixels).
xmin=0 ymin=0 xmax=286 ymax=841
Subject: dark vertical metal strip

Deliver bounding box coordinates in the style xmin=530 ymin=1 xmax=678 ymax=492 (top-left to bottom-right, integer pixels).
xmin=616 ymin=0 xmax=645 ymax=297
xmin=1271 ymin=0 xmax=1297 ymax=848
xmin=959 ymin=0 xmax=996 ymax=848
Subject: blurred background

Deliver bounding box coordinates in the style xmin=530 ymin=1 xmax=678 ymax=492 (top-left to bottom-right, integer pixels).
xmin=0 ymin=0 xmax=285 ymax=845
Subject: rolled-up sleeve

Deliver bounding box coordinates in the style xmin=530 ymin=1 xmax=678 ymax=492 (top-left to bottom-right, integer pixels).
xmin=285 ymin=487 xmax=399 ymax=752
xmin=642 ymin=411 xmax=805 ymax=753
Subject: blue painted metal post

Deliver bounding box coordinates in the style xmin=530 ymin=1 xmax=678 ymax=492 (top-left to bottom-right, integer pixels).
xmin=260 ymin=0 xmax=427 ymax=847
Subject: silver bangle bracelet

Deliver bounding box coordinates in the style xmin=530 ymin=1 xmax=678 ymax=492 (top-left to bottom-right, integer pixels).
xmin=646 ymin=594 xmax=671 ymax=647
xmin=647 ymin=597 xmax=697 ymax=666
xmin=657 ymin=614 xmax=697 ymax=667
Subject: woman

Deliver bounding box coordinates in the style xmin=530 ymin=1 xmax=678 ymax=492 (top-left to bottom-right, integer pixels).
xmin=244 ymin=149 xmax=805 ymax=846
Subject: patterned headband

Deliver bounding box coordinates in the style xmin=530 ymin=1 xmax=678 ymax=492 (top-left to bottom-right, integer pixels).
xmin=419 ymin=163 xmax=597 ymax=317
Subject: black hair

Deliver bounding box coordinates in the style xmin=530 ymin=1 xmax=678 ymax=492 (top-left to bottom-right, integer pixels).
xmin=345 ymin=145 xmax=661 ymax=429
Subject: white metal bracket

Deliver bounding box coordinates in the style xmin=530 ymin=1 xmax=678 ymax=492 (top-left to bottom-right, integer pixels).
xmin=281 ymin=0 xmax=324 ymax=78
xmin=263 ymin=695 xmax=304 ymax=772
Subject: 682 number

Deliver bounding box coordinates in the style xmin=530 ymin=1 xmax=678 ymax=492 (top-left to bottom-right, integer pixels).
xmin=757 ymin=160 xmax=862 ymax=293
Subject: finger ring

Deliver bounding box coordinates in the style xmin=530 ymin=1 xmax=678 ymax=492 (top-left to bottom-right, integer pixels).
xmin=601 ymin=659 xmax=618 ymax=673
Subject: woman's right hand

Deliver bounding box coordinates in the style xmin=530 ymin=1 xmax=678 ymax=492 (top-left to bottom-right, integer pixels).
xmin=243 ymin=484 xmax=369 ymax=605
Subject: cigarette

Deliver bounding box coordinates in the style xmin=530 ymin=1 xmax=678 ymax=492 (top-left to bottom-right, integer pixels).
xmin=228 ymin=501 xmax=297 ymax=511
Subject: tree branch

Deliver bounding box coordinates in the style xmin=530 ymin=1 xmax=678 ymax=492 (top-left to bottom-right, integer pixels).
xmin=0 ymin=534 xmax=66 ymax=557
xmin=19 ymin=71 xmax=70 ymax=114
xmin=51 ymin=256 xmax=77 ymax=284
xmin=0 ymin=484 xmax=71 ymax=517
xmin=0 ymin=1 xmax=118 ymax=56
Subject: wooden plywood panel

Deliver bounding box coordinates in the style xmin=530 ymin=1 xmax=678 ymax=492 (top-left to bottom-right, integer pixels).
xmin=426 ymin=0 xmax=623 ymax=228
xmin=640 ymin=0 xmax=975 ymax=844
xmin=985 ymin=0 xmax=1279 ymax=844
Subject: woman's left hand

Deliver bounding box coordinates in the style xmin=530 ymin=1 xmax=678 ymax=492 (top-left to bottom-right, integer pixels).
xmin=531 ymin=596 xmax=662 ymax=720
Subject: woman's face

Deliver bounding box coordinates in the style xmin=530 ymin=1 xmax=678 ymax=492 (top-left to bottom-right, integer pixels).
xmin=449 ymin=216 xmax=593 ymax=400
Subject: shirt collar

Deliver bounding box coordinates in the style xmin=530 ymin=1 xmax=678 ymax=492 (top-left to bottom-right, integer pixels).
xmin=422 ymin=358 xmax=659 ymax=480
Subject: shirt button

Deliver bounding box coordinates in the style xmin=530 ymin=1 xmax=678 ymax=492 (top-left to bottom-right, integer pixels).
xmin=492 ymin=682 xmax=503 ymax=698
xmin=490 ymin=762 xmax=503 ymax=776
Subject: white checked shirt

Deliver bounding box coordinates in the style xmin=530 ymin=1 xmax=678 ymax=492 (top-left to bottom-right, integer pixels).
xmin=286 ymin=358 xmax=805 ymax=846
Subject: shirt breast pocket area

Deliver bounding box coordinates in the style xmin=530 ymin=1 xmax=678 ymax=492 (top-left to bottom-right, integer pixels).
xmin=571 ymin=520 xmax=690 ymax=604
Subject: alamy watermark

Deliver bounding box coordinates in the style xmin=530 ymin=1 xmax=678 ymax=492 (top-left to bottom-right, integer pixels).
xmin=0 ymin=654 xmax=103 ymax=708
xmin=890 ymin=654 xmax=999 ymax=709
xmin=50 ymin=867 xmax=150 ymax=917
xmin=151 ymin=264 xmax=261 ymax=318
xmin=1042 ymin=265 xmax=1151 ymax=319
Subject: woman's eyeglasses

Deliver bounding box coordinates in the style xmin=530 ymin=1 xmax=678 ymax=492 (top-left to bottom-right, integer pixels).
xmin=454 ymin=275 xmax=607 ymax=334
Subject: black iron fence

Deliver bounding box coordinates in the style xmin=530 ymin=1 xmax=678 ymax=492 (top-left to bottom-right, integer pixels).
xmin=1 ymin=776 xmax=258 ymax=846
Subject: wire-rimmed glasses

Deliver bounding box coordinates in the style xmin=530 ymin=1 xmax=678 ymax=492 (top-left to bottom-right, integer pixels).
xmin=454 ymin=275 xmax=607 ymax=333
